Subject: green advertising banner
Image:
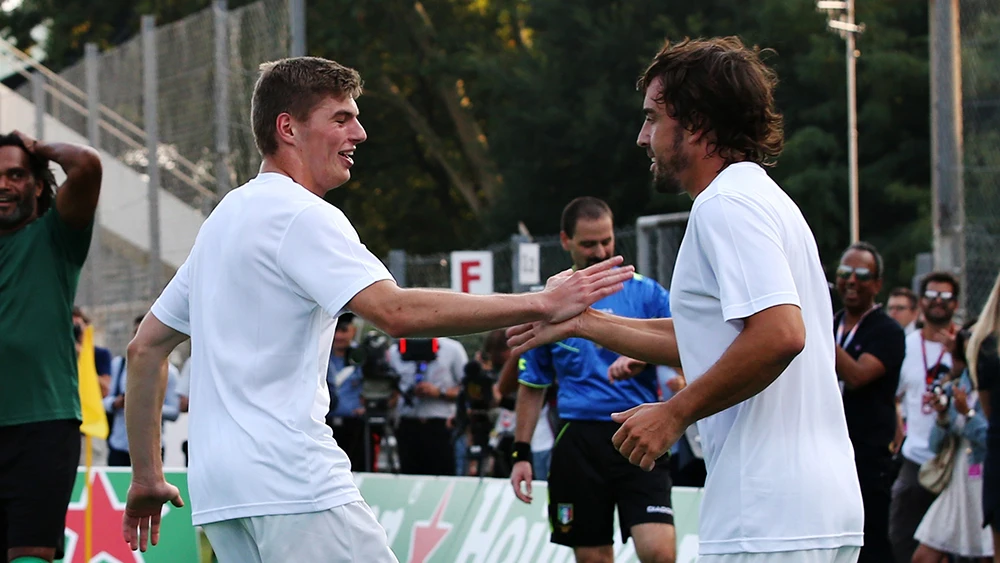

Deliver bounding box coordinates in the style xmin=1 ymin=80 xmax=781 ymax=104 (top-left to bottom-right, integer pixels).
xmin=355 ymin=473 xmax=703 ymax=563
xmin=53 ymin=470 xmax=701 ymax=563
xmin=57 ymin=468 xmax=199 ymax=563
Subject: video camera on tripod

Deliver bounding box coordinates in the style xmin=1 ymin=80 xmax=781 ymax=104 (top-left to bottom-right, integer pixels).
xmin=397 ymin=338 xmax=440 ymax=406
xmin=347 ymin=331 xmax=401 ymax=417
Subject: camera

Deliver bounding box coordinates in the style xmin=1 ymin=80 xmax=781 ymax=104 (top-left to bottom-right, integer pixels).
xmin=397 ymin=338 xmax=438 ymax=406
xmin=348 ymin=331 xmax=401 ymax=416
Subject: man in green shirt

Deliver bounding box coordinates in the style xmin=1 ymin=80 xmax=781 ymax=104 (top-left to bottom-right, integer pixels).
xmin=0 ymin=130 xmax=102 ymax=563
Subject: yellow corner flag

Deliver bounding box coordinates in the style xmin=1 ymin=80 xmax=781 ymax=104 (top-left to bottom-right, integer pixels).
xmin=78 ymin=325 xmax=110 ymax=440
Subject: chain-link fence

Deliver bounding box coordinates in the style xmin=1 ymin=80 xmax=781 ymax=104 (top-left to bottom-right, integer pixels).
xmin=6 ymin=0 xmax=292 ymax=354
xmin=396 ymin=224 xmax=686 ymax=292
xmin=962 ymin=0 xmax=1000 ymax=315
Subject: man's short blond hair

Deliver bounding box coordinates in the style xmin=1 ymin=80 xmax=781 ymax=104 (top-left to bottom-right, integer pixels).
xmin=251 ymin=57 xmax=363 ymax=156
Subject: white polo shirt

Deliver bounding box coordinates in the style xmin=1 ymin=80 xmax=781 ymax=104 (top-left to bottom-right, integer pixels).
xmin=670 ymin=163 xmax=864 ymax=555
xmin=151 ymin=172 xmax=393 ymax=526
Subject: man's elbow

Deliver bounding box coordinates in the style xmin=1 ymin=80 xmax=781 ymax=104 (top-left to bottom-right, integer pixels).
xmin=126 ymin=338 xmax=158 ymax=370
xmin=776 ymin=327 xmax=806 ymax=363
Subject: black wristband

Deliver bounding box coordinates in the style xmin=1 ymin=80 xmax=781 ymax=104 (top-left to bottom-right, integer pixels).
xmin=511 ymin=441 xmax=533 ymax=467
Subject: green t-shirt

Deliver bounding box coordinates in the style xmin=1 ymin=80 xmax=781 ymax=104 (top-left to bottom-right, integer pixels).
xmin=0 ymin=208 xmax=93 ymax=426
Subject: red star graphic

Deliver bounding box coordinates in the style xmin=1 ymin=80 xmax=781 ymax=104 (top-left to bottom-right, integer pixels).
xmin=409 ymin=483 xmax=454 ymax=563
xmin=64 ymin=471 xmax=146 ymax=563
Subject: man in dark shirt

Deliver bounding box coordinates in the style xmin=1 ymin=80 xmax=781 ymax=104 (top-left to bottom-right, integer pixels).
xmin=833 ymin=241 xmax=906 ymax=563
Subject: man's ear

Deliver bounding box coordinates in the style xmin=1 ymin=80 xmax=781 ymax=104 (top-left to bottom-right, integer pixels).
xmin=275 ymin=113 xmax=296 ymax=147
xmin=560 ymin=231 xmax=571 ymax=252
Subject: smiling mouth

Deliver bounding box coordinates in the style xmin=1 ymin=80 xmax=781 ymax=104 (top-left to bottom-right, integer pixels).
xmin=338 ymin=150 xmax=355 ymax=166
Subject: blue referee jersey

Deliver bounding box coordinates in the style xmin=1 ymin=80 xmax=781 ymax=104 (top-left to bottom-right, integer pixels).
xmin=519 ymin=273 xmax=671 ymax=421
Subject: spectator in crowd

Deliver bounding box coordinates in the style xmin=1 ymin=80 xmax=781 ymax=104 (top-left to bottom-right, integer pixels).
xmin=968 ymin=269 xmax=1000 ymax=561
xmin=832 ymin=241 xmax=906 ymax=563
xmin=887 ymin=287 xmax=920 ymax=335
xmin=891 ymin=271 xmax=962 ymax=562
xmin=913 ymin=322 xmax=993 ymax=562
xmin=105 ymin=315 xmax=181 ymax=466
xmin=73 ymin=307 xmax=113 ymax=397
xmin=326 ymin=313 xmax=373 ymax=472
xmin=460 ymin=330 xmax=515 ymax=477
xmin=510 ymin=197 xmax=676 ymax=563
xmin=0 ymin=130 xmax=102 ymax=563
xmin=390 ymin=336 xmax=467 ymax=475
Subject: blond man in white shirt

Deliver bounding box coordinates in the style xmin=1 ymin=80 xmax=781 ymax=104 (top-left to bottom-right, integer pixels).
xmin=119 ymin=56 xmax=633 ymax=563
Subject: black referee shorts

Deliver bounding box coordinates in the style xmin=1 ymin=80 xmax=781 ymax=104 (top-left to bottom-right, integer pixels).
xmin=0 ymin=419 xmax=81 ymax=559
xmin=548 ymin=420 xmax=673 ymax=547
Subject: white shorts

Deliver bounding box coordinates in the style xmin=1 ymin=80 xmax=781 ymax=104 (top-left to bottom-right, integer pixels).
xmin=202 ymin=501 xmax=399 ymax=563
xmin=699 ymin=547 xmax=860 ymax=563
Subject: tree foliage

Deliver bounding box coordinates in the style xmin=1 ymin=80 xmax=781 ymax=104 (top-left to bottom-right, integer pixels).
xmin=2 ymin=0 xmax=941 ymax=293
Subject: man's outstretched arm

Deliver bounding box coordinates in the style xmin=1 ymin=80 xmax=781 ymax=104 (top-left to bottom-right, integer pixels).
xmin=348 ymin=258 xmax=634 ymax=338
xmin=507 ymin=308 xmax=681 ymax=368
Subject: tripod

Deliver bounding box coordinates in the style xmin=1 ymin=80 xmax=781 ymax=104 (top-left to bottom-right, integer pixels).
xmin=467 ymin=411 xmax=509 ymax=478
xmin=363 ymin=399 xmax=400 ymax=473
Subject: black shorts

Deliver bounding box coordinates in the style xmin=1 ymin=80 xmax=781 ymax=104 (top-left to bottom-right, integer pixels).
xmin=0 ymin=419 xmax=81 ymax=559
xmin=548 ymin=420 xmax=673 ymax=547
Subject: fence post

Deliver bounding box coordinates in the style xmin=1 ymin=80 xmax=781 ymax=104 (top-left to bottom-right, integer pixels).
xmin=930 ymin=0 xmax=965 ymax=310
xmin=510 ymin=234 xmax=531 ymax=293
xmin=143 ymin=15 xmax=163 ymax=297
xmin=31 ymin=72 xmax=45 ymax=139
xmin=213 ymin=0 xmax=231 ymax=210
xmin=289 ymin=0 xmax=306 ymax=57
xmin=85 ymin=42 xmax=102 ymax=308
xmin=388 ymin=249 xmax=407 ymax=288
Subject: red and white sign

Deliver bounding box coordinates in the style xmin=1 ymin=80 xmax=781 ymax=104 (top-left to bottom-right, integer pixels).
xmin=450 ymin=251 xmax=493 ymax=294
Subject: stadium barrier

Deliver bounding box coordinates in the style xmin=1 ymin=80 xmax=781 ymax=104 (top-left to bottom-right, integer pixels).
xmin=59 ymin=468 xmax=703 ymax=563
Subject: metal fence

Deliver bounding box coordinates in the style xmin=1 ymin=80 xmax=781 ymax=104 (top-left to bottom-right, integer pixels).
xmin=3 ymin=0 xmax=293 ymax=354
xmin=397 ymin=215 xmax=690 ymax=294
xmin=962 ymin=0 xmax=1000 ymax=315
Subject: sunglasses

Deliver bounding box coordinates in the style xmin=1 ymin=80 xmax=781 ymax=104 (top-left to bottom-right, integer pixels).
xmin=923 ymin=290 xmax=954 ymax=302
xmin=836 ymin=265 xmax=875 ymax=282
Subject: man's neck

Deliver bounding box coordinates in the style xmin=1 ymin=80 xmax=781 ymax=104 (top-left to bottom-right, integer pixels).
xmin=843 ymin=302 xmax=876 ymax=326
xmin=0 ymin=211 xmax=39 ymax=236
xmin=259 ymin=157 xmax=325 ymax=198
xmin=921 ymin=319 xmax=953 ymax=339
xmin=684 ymin=157 xmax=743 ymax=200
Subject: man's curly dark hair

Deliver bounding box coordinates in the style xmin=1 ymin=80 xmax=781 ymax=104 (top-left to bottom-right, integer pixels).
xmin=0 ymin=132 xmax=57 ymax=215
xmin=638 ymin=36 xmax=785 ymax=167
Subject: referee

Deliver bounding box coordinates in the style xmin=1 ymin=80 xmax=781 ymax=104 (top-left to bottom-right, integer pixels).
xmin=509 ymin=197 xmax=676 ymax=563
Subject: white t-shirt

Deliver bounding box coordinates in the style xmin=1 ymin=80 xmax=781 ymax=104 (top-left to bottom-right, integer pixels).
xmin=897 ymin=330 xmax=952 ymax=465
xmin=670 ymin=163 xmax=864 ymax=555
xmin=151 ymin=172 xmax=393 ymax=526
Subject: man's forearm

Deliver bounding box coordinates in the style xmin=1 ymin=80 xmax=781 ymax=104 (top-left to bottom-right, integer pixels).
xmin=514 ymin=385 xmax=547 ymax=443
xmin=35 ymin=141 xmax=100 ymax=175
xmin=387 ymin=289 xmax=549 ymax=338
xmin=578 ymin=310 xmax=681 ymax=367
xmin=125 ymin=345 xmax=169 ymax=478
xmin=668 ymin=309 xmax=804 ymax=428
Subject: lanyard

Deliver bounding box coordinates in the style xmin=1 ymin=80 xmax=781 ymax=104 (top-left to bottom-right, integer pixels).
xmin=836 ymin=305 xmax=878 ymax=349
xmin=922 ymin=334 xmax=948 ymax=387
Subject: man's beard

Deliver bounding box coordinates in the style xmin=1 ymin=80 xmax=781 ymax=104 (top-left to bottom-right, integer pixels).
xmin=650 ymin=128 xmax=688 ymax=194
xmin=924 ymin=307 xmax=954 ymax=325
xmin=0 ymin=193 xmax=36 ymax=228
